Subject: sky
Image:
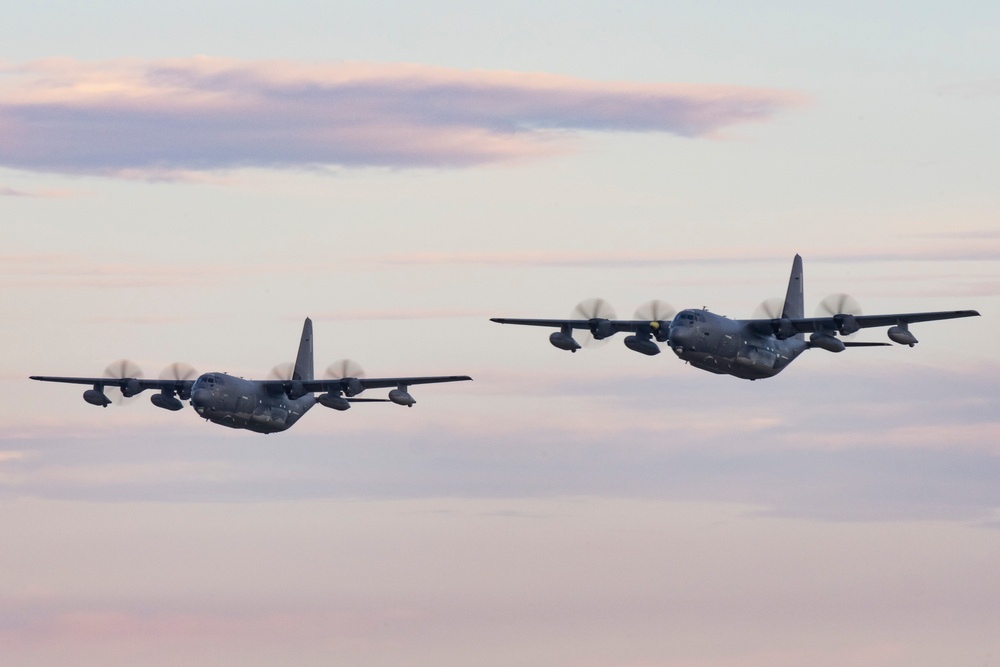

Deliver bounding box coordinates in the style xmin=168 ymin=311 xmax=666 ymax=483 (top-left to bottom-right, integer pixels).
xmin=1 ymin=2 xmax=999 ymax=666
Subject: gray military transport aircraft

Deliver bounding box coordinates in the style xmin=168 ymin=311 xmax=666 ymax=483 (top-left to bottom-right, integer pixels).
xmin=491 ymin=255 xmax=979 ymax=380
xmin=31 ymin=318 xmax=472 ymax=434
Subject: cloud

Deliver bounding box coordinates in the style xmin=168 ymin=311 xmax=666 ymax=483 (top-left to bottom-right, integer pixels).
xmin=0 ymin=58 xmax=803 ymax=178
xmin=0 ymin=184 xmax=79 ymax=197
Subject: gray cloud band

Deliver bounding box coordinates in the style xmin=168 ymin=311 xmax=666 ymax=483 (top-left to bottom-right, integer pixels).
xmin=0 ymin=59 xmax=803 ymax=176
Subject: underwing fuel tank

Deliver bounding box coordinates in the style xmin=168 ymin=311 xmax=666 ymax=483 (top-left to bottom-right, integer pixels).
xmin=624 ymin=335 xmax=660 ymax=356
xmin=83 ymin=389 xmax=111 ymax=407
xmin=887 ymin=325 xmax=918 ymax=347
xmin=317 ymin=393 xmax=351 ymax=411
xmin=150 ymin=392 xmax=184 ymax=411
xmin=389 ymin=389 xmax=416 ymax=407
xmin=549 ymin=331 xmax=581 ymax=352
xmin=809 ymin=332 xmax=846 ymax=353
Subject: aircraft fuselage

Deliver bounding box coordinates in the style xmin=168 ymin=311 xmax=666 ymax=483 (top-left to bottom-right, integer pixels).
xmin=667 ymin=309 xmax=808 ymax=380
xmin=190 ymin=372 xmax=315 ymax=434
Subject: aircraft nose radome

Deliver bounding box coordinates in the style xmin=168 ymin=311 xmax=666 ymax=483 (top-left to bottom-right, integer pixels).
xmin=191 ymin=388 xmax=211 ymax=408
xmin=669 ymin=326 xmax=695 ymax=347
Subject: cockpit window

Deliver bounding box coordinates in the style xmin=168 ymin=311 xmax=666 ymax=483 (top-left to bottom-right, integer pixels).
xmin=675 ymin=312 xmax=706 ymax=324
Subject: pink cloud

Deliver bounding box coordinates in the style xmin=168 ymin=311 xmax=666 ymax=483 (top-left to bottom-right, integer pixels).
xmin=0 ymin=58 xmax=804 ymax=177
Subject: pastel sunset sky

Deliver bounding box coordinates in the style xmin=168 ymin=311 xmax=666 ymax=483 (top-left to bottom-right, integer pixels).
xmin=1 ymin=2 xmax=998 ymax=666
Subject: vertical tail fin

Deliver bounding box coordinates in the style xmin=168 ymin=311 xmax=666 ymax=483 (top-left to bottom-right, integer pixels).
xmin=293 ymin=318 xmax=314 ymax=381
xmin=782 ymin=255 xmax=804 ymax=321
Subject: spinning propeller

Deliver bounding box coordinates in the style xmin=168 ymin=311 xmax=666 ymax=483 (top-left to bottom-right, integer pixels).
xmin=634 ymin=299 xmax=676 ymax=322
xmin=325 ymin=359 xmax=365 ymax=379
xmin=103 ymin=359 xmax=143 ymax=405
xmin=634 ymin=300 xmax=675 ymax=342
xmin=816 ymin=293 xmax=863 ymax=336
xmin=572 ymin=298 xmax=617 ymax=347
xmin=159 ymin=362 xmax=198 ymax=401
xmin=816 ymin=293 xmax=862 ymax=318
xmin=752 ymin=297 xmax=785 ymax=320
xmin=159 ymin=362 xmax=198 ymax=382
xmin=268 ymin=362 xmax=296 ymax=381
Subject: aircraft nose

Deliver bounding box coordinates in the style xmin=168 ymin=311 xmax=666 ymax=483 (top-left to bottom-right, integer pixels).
xmin=191 ymin=388 xmax=211 ymax=412
xmin=669 ymin=325 xmax=696 ymax=349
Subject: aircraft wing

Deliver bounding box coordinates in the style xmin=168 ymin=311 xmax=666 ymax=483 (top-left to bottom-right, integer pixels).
xmin=328 ymin=375 xmax=473 ymax=391
xmin=490 ymin=317 xmax=650 ymax=333
xmin=751 ymin=309 xmax=981 ymax=334
xmin=264 ymin=375 xmax=474 ymax=394
xmin=30 ymin=375 xmax=194 ymax=392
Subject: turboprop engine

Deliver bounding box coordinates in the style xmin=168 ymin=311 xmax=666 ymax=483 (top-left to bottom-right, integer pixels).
xmin=284 ymin=381 xmax=308 ymax=400
xmin=589 ymin=319 xmax=615 ymax=340
xmin=341 ymin=377 xmax=364 ymax=397
xmin=834 ymin=314 xmax=860 ymax=336
xmin=772 ymin=318 xmax=798 ymax=340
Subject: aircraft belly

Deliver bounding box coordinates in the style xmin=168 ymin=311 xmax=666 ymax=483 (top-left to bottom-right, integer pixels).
xmin=198 ymin=394 xmax=314 ymax=434
xmin=675 ymin=346 xmax=781 ymax=380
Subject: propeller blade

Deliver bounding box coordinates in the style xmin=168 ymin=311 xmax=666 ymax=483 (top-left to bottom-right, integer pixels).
xmin=816 ymin=293 xmax=863 ymax=338
xmin=268 ymin=362 xmax=295 ymax=381
xmin=103 ymin=358 xmax=143 ymax=405
xmin=571 ymin=298 xmax=617 ymax=348
xmin=752 ymin=297 xmax=784 ymax=320
xmin=572 ymin=297 xmax=617 ymax=321
xmin=159 ymin=362 xmax=198 ymax=381
xmin=634 ymin=299 xmax=676 ymax=322
xmin=325 ymin=359 xmax=366 ymax=379
xmin=816 ymin=293 xmax=863 ymax=317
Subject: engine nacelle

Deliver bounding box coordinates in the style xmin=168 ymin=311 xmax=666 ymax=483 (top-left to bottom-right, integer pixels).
xmin=887 ymin=325 xmax=918 ymax=347
xmin=389 ymin=388 xmax=415 ymax=407
xmin=341 ymin=377 xmax=364 ymax=397
xmin=549 ymin=331 xmax=581 ymax=352
xmin=835 ymin=314 xmax=860 ymax=336
xmin=650 ymin=321 xmax=670 ymax=342
xmin=317 ymin=392 xmax=351 ymax=411
xmin=83 ymin=389 xmax=111 ymax=407
xmin=624 ymin=335 xmax=660 ymax=356
xmin=285 ymin=381 xmax=308 ymax=400
xmin=809 ymin=332 xmax=845 ymax=353
xmin=150 ymin=392 xmax=184 ymax=411
xmin=121 ymin=378 xmax=144 ymax=398
xmin=590 ymin=319 xmax=615 ymax=340
xmin=772 ymin=318 xmax=798 ymax=340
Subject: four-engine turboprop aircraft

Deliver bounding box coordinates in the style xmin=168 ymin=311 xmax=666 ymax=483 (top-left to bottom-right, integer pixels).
xmin=491 ymin=255 xmax=980 ymax=380
xmin=31 ymin=318 xmax=472 ymax=434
